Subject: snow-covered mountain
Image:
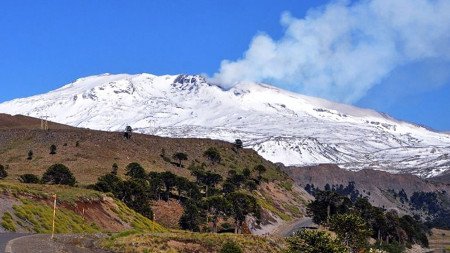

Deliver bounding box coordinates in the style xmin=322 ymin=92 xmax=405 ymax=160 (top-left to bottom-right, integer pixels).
xmin=0 ymin=73 xmax=449 ymax=178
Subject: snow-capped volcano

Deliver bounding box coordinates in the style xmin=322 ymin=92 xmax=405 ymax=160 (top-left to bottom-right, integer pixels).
xmin=1 ymin=73 xmax=449 ymax=178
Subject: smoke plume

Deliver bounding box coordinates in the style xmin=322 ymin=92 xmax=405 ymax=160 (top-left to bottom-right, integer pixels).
xmin=212 ymin=0 xmax=450 ymax=103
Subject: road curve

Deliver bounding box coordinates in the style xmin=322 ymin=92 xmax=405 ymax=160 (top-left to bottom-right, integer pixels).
xmin=4 ymin=234 xmax=110 ymax=253
xmin=272 ymin=217 xmax=318 ymax=237
xmin=0 ymin=233 xmax=28 ymax=253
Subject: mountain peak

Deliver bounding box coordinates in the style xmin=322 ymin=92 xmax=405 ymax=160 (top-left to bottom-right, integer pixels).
xmin=0 ymin=73 xmax=449 ymax=178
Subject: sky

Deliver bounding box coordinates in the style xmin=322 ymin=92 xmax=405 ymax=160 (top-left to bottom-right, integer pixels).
xmin=0 ymin=0 xmax=449 ymax=131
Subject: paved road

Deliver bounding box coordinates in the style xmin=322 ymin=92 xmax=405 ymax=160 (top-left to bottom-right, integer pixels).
xmin=0 ymin=233 xmax=28 ymax=253
xmin=272 ymin=217 xmax=318 ymax=237
xmin=1 ymin=234 xmax=110 ymax=253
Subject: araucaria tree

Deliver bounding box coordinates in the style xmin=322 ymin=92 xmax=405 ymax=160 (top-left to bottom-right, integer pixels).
xmin=27 ymin=150 xmax=33 ymax=160
xmin=203 ymin=147 xmax=222 ymax=164
xmin=42 ymin=164 xmax=76 ymax=186
xmin=286 ymin=230 xmax=347 ymax=253
xmin=204 ymin=196 xmax=232 ymax=233
xmin=49 ymin=144 xmax=57 ymax=155
xmin=0 ymin=164 xmax=7 ymax=179
xmin=172 ymin=152 xmax=188 ymax=167
xmin=111 ymin=163 xmax=119 ymax=175
xmin=226 ymin=192 xmax=260 ymax=234
xmin=124 ymin=125 xmax=133 ymax=139
xmin=125 ymin=162 xmax=146 ymax=179
xmin=329 ymin=213 xmax=371 ymax=252
xmin=234 ymin=139 xmax=243 ymax=152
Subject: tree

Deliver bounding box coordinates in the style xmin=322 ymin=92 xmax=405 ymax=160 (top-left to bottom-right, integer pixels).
xmin=234 ymin=139 xmax=243 ymax=153
xmin=226 ymin=192 xmax=260 ymax=233
xmin=19 ymin=174 xmax=40 ymax=184
xmin=0 ymin=164 xmax=7 ymax=179
xmin=225 ymin=173 xmax=245 ymax=190
xmin=286 ymin=230 xmax=347 ymax=253
xmin=125 ymin=162 xmax=146 ymax=179
xmin=49 ymin=144 xmax=57 ymax=155
xmin=172 ymin=152 xmax=188 ymax=167
xmin=160 ymin=171 xmax=177 ymax=200
xmin=42 ymin=164 xmax=76 ymax=186
xmin=242 ymin=168 xmax=251 ymax=179
xmin=118 ymin=179 xmax=153 ymax=219
xmin=111 ymin=163 xmax=119 ymax=175
xmin=204 ymin=196 xmax=232 ymax=232
xmin=148 ymin=172 xmax=164 ymax=200
xmin=191 ymin=168 xmax=223 ymax=196
xmin=179 ymin=200 xmax=203 ymax=232
xmin=27 ymin=150 xmax=33 ymax=160
xmin=203 ymin=147 xmax=222 ymax=164
xmin=124 ymin=125 xmax=133 ymax=139
xmin=329 ymin=213 xmax=371 ymax=252
xmin=93 ymin=173 xmax=123 ymax=196
xmin=245 ymin=179 xmax=258 ymax=191
xmin=253 ymin=164 xmax=266 ymax=178
xmin=399 ymin=215 xmax=429 ymax=247
xmin=307 ymin=190 xmax=352 ymax=224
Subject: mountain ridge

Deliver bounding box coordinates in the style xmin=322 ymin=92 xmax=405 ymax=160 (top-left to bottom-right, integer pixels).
xmin=1 ymin=73 xmax=449 ymax=178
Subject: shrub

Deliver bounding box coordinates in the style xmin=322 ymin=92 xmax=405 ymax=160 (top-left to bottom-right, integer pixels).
xmin=234 ymin=139 xmax=243 ymax=149
xmin=0 ymin=164 xmax=7 ymax=179
xmin=172 ymin=152 xmax=188 ymax=167
xmin=286 ymin=230 xmax=346 ymax=253
xmin=19 ymin=174 xmax=40 ymax=184
xmin=27 ymin=150 xmax=33 ymax=160
xmin=111 ymin=163 xmax=119 ymax=175
xmin=220 ymin=241 xmax=243 ymax=253
xmin=49 ymin=144 xmax=57 ymax=155
xmin=1 ymin=212 xmax=16 ymax=232
xmin=125 ymin=162 xmax=146 ymax=179
xmin=42 ymin=164 xmax=76 ymax=186
xmin=203 ymin=147 xmax=222 ymax=164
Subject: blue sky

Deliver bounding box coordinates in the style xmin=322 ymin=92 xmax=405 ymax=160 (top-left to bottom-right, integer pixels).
xmin=0 ymin=0 xmax=449 ymax=131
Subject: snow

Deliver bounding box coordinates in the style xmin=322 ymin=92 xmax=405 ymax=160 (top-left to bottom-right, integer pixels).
xmin=0 ymin=73 xmax=449 ymax=178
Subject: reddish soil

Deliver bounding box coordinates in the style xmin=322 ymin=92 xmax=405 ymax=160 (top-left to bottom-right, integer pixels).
xmin=152 ymin=199 xmax=184 ymax=229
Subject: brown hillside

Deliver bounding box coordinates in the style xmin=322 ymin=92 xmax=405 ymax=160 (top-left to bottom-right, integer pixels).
xmin=285 ymin=164 xmax=450 ymax=212
xmin=0 ymin=123 xmax=283 ymax=184
xmin=0 ymin=114 xmax=310 ymax=232
xmin=0 ymin=113 xmax=73 ymax=130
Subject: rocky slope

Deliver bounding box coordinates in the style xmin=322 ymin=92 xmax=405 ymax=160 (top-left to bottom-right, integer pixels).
xmin=285 ymin=164 xmax=450 ymax=214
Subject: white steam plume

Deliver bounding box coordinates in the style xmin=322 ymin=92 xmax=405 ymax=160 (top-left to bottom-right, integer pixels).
xmin=212 ymin=0 xmax=450 ymax=103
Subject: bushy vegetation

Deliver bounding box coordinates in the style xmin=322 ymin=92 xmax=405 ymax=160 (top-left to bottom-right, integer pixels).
xmin=286 ymin=230 xmax=346 ymax=253
xmin=93 ymin=153 xmax=266 ymax=233
xmin=18 ymin=173 xmax=40 ymax=184
xmin=306 ymin=181 xmax=361 ymax=201
xmin=1 ymin=212 xmax=16 ymax=232
xmin=49 ymin=144 xmax=57 ymax=155
xmin=220 ymin=240 xmax=243 ymax=253
xmin=307 ymin=190 xmax=430 ymax=252
xmin=42 ymin=164 xmax=77 ymax=186
xmin=102 ymin=231 xmax=284 ymax=253
xmin=0 ymin=164 xmax=7 ymax=179
xmin=13 ymin=198 xmax=99 ymax=233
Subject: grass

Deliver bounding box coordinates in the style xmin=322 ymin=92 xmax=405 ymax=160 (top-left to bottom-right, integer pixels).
xmin=256 ymin=197 xmax=291 ymax=221
xmin=0 ymin=181 xmax=103 ymax=204
xmin=102 ymin=231 xmax=287 ymax=253
xmin=13 ymin=198 xmax=99 ymax=233
xmin=1 ymin=181 xmax=168 ymax=234
xmin=279 ymin=181 xmax=293 ymax=191
xmin=112 ymin=200 xmax=166 ymax=232
xmin=1 ymin=212 xmax=16 ymax=231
